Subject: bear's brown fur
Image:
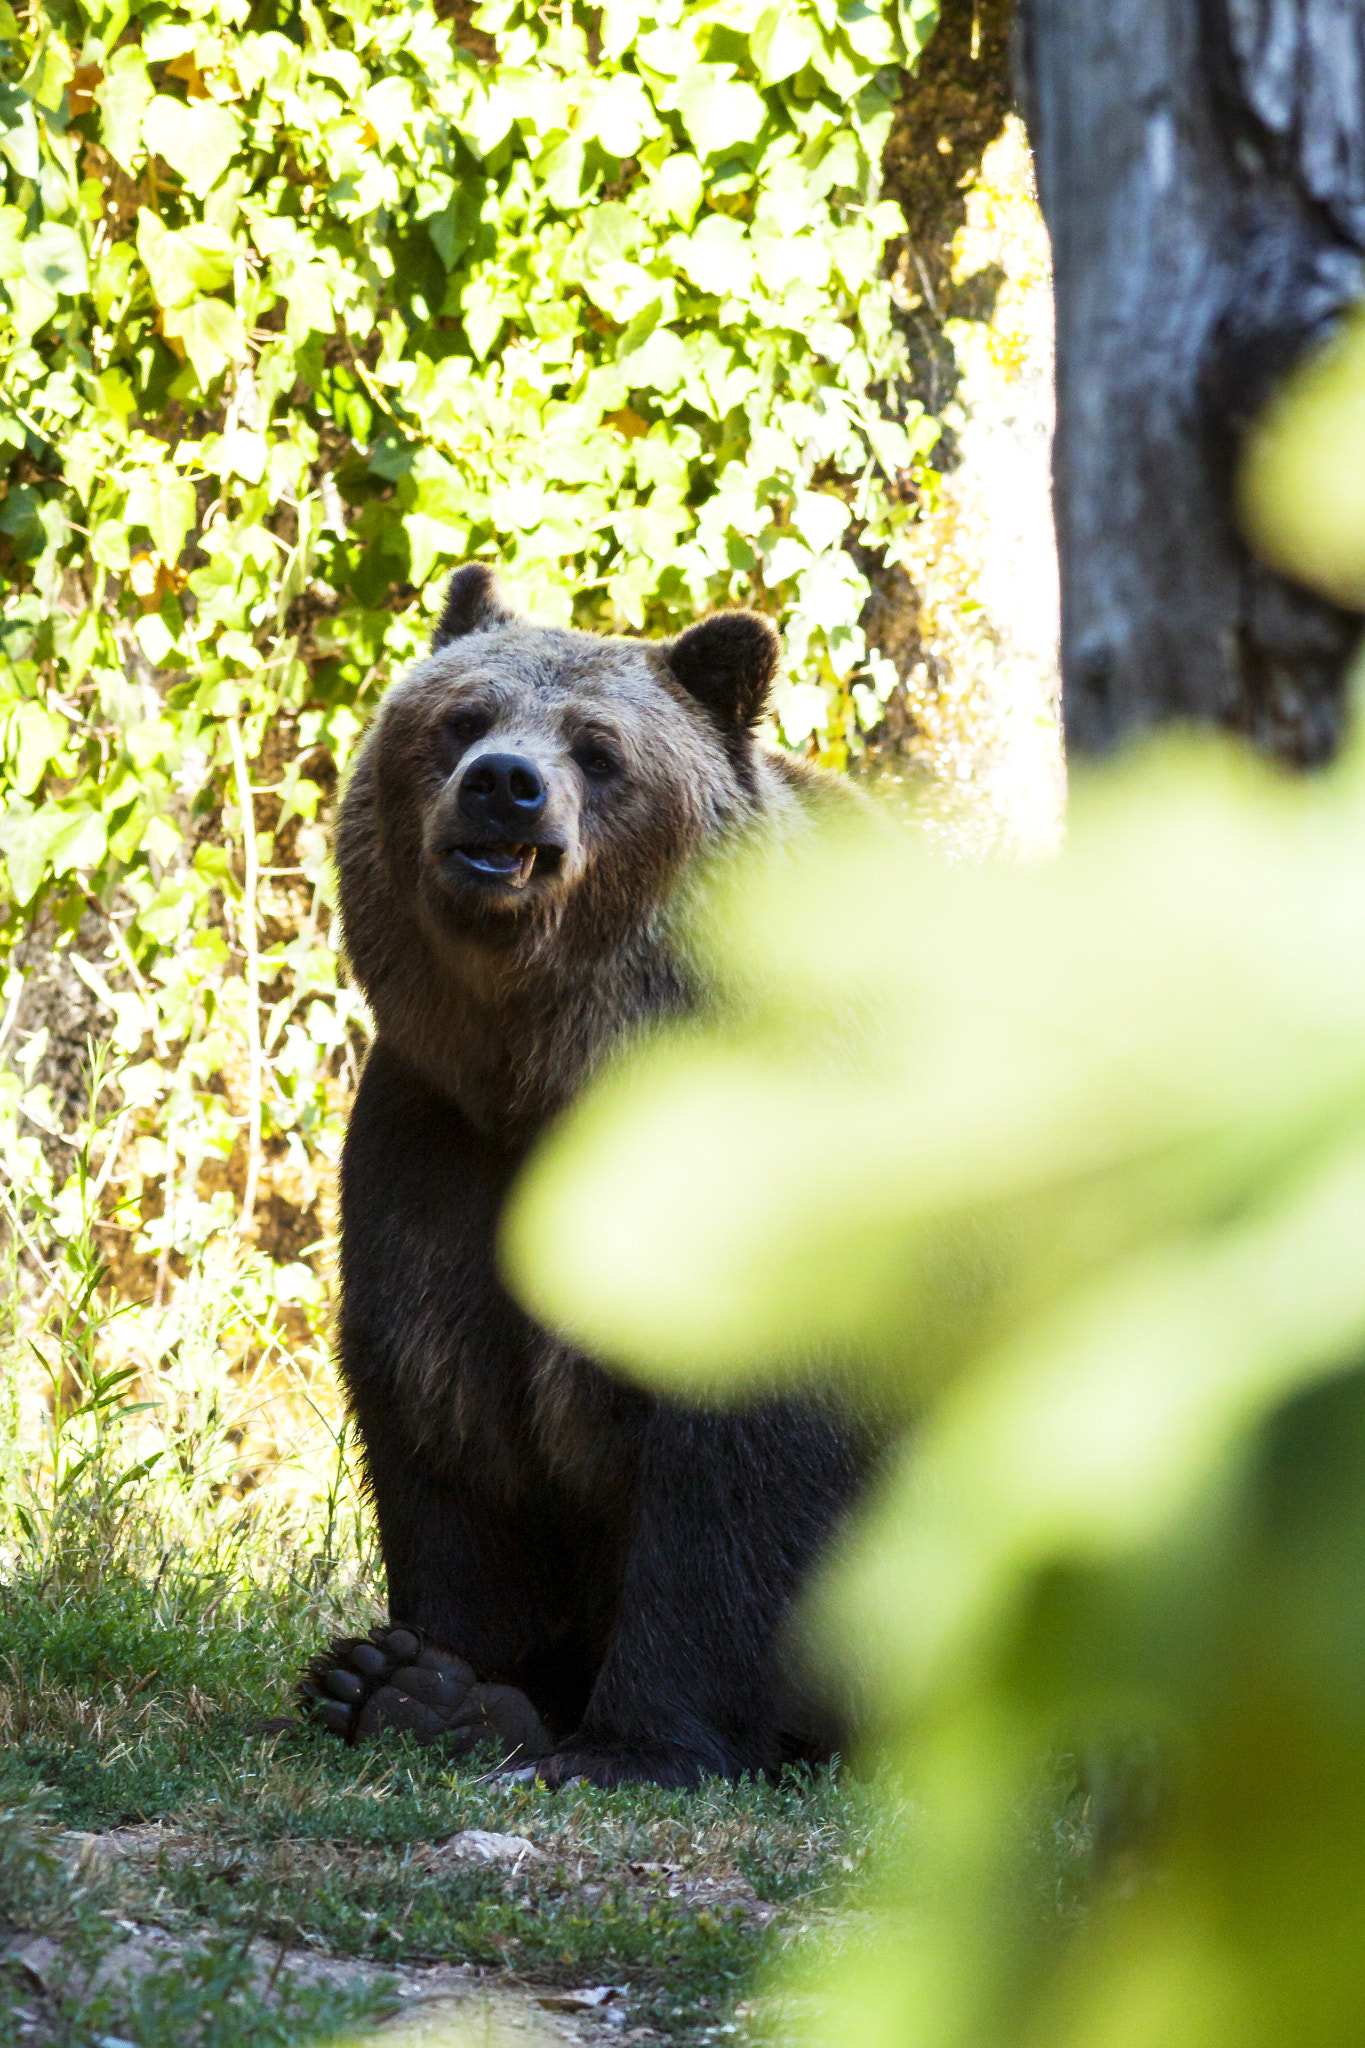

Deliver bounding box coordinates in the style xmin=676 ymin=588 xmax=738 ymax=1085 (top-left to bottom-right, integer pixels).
xmin=302 ymin=566 xmax=874 ymax=1787
xmin=335 ymin=566 xmax=832 ymax=1133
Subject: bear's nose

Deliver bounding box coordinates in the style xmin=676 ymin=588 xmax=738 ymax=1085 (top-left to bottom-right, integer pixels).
xmin=458 ymin=751 xmax=547 ymax=830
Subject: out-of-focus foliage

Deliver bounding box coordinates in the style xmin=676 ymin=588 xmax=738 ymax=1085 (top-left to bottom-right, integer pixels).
xmin=506 ymin=392 xmax=1365 ymax=2041
xmin=1 ymin=0 xmax=939 ymax=1319
xmin=1240 ymin=307 xmax=1365 ymax=609
xmin=510 ymin=709 xmax=1365 ymax=2048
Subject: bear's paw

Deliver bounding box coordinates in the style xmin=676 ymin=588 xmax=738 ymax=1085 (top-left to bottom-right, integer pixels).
xmin=297 ymin=1627 xmax=551 ymax=1761
xmin=514 ymin=1741 xmax=739 ymax=1791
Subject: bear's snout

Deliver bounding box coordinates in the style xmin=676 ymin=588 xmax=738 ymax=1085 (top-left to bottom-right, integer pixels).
xmin=423 ymin=747 xmax=574 ymax=906
xmin=458 ymin=751 xmax=548 ymax=833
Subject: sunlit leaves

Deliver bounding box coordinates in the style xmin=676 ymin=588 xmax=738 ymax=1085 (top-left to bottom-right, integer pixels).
xmin=162 ymin=294 xmax=249 ymax=386
xmin=20 ymin=32 xmax=71 ymax=112
xmin=672 ymin=210 xmax=752 ymax=296
xmin=96 ymin=46 xmax=153 ymax=171
xmin=674 ymin=66 xmax=767 ymax=159
xmin=0 ymin=202 xmax=24 ymax=278
xmin=0 ymin=797 xmax=105 ymax=903
xmin=123 ymin=469 xmax=199 ymax=567
xmin=1 ymin=0 xmax=934 ymax=1291
xmin=21 ymin=222 xmax=88 ymax=297
xmin=579 ymin=72 xmax=660 ymax=158
xmin=136 ymin=214 xmax=235 ymax=307
xmin=751 ymin=8 xmax=818 ymax=86
xmin=142 ymin=93 xmax=241 ymax=198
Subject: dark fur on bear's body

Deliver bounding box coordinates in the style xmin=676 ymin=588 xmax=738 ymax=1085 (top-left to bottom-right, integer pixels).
xmin=315 ymin=566 xmax=875 ymax=1788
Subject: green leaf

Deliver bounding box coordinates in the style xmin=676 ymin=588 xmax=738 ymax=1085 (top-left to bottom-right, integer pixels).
xmin=124 ymin=472 xmax=199 ymax=564
xmin=279 ymin=262 xmax=334 ymax=345
xmin=582 ymin=202 xmax=644 ymax=271
xmin=136 ymin=213 xmax=237 ymax=310
xmin=220 ymin=428 xmax=269 ymax=486
xmin=1241 ymin=306 xmax=1365 ymax=609
xmin=751 ymin=8 xmax=818 ymax=85
xmin=898 ymin=0 xmax=940 ymax=62
xmin=405 ymin=510 xmax=470 ymax=586
xmin=599 ymin=0 xmax=642 ymax=61
xmin=459 ymin=275 xmax=513 ymax=360
xmin=161 ymin=299 xmax=248 ymax=388
xmin=0 ymin=485 xmax=44 ymax=558
xmin=48 ymin=805 xmax=106 ymax=878
xmin=648 ymin=151 xmax=703 ymax=228
xmin=90 ymin=519 xmax=131 ymax=572
xmin=22 ymin=37 xmax=73 ymax=113
xmin=619 ymin=322 xmax=687 ymax=395
xmin=95 ymin=47 xmax=153 ymax=174
xmin=11 ymin=702 xmax=67 ymax=795
xmin=95 ymin=367 xmax=137 ymax=428
xmin=0 ymin=91 xmax=38 ymax=179
xmin=838 ymin=0 xmax=898 ymax=66
xmin=23 ymin=224 xmax=89 ymax=299
xmin=134 ymin=611 xmax=178 ymax=665
xmin=0 ymin=798 xmax=65 ymax=903
xmin=462 ymin=83 xmax=515 ymax=161
xmin=142 ymin=95 xmax=242 ymax=200
xmin=580 ymin=74 xmax=659 ymax=160
xmin=0 ymin=202 xmax=24 ymax=280
xmin=363 ymin=76 xmax=417 ymax=153
xmin=634 ymin=26 xmax=694 ymax=78
xmin=791 ymin=489 xmax=852 ymax=553
xmin=673 ymin=213 xmax=753 ymax=298
xmin=674 ymin=67 xmax=767 ymax=160
xmin=539 ymin=136 xmax=586 ymax=213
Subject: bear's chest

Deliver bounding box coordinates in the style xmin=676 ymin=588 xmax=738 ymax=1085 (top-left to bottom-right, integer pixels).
xmin=340 ymin=1041 xmax=645 ymax=1504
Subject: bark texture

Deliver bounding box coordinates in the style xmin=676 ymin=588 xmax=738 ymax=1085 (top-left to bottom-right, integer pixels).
xmin=1019 ymin=0 xmax=1365 ymax=762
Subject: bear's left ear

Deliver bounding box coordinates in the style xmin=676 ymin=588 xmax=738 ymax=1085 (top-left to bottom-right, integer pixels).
xmin=663 ymin=611 xmax=781 ymax=730
xmin=432 ymin=563 xmax=517 ymax=650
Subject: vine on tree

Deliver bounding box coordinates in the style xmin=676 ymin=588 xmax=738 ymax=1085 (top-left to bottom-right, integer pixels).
xmin=0 ymin=0 xmax=939 ymax=1302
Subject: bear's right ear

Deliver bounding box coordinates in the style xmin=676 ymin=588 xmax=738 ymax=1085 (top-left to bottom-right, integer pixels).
xmin=431 ymin=564 xmax=517 ymax=650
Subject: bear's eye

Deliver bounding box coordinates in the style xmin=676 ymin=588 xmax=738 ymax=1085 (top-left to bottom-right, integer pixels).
xmin=574 ymin=740 xmax=622 ymax=781
xmin=446 ymin=708 xmax=490 ymax=746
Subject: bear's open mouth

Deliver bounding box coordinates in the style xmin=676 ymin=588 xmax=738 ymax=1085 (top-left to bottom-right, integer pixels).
xmin=451 ymin=842 xmax=563 ymax=888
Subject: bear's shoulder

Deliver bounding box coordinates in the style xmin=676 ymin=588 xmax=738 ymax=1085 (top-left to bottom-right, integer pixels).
xmin=753 ymin=744 xmax=872 ymax=823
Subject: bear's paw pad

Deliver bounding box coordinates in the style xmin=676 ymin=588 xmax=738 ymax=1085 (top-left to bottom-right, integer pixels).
xmin=298 ymin=1628 xmax=550 ymax=1759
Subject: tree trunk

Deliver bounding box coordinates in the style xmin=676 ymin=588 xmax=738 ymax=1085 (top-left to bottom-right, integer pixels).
xmin=1018 ymin=0 xmax=1365 ymax=762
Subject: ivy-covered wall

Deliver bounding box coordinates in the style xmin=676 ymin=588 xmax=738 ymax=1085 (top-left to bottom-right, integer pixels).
xmin=0 ymin=0 xmax=943 ymax=1328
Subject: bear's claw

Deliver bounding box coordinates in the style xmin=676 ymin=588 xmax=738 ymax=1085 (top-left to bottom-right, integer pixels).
xmin=298 ymin=1626 xmax=552 ymax=1760
xmin=511 ymin=1742 xmax=730 ymax=1790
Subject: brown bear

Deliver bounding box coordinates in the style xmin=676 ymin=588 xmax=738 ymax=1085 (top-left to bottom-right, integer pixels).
xmin=299 ymin=564 xmax=876 ymax=1787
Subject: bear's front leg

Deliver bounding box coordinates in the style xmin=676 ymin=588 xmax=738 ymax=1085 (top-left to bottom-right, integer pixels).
xmin=299 ymin=1427 xmax=558 ymax=1760
xmin=530 ymin=1399 xmax=868 ymax=1789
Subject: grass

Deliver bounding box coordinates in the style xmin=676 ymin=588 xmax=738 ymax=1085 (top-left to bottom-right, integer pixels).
xmin=0 ymin=1541 xmax=876 ymax=2046
xmin=0 ymin=1184 xmax=880 ymax=2048
xmin=0 ymin=1123 xmax=1087 ymax=2048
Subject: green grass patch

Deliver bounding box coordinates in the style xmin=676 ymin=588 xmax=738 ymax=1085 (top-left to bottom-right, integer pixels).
xmin=0 ymin=1533 xmax=874 ymax=2046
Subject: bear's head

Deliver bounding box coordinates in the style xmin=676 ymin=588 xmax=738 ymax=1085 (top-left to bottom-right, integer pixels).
xmin=344 ymin=564 xmax=784 ymax=957
xmin=336 ymin=565 xmax=798 ymax=1123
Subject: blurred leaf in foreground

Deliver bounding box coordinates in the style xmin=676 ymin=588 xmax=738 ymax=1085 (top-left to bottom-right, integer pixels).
xmin=1240 ymin=307 xmax=1365 ymax=609
xmin=505 ymin=693 xmax=1365 ymax=2048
